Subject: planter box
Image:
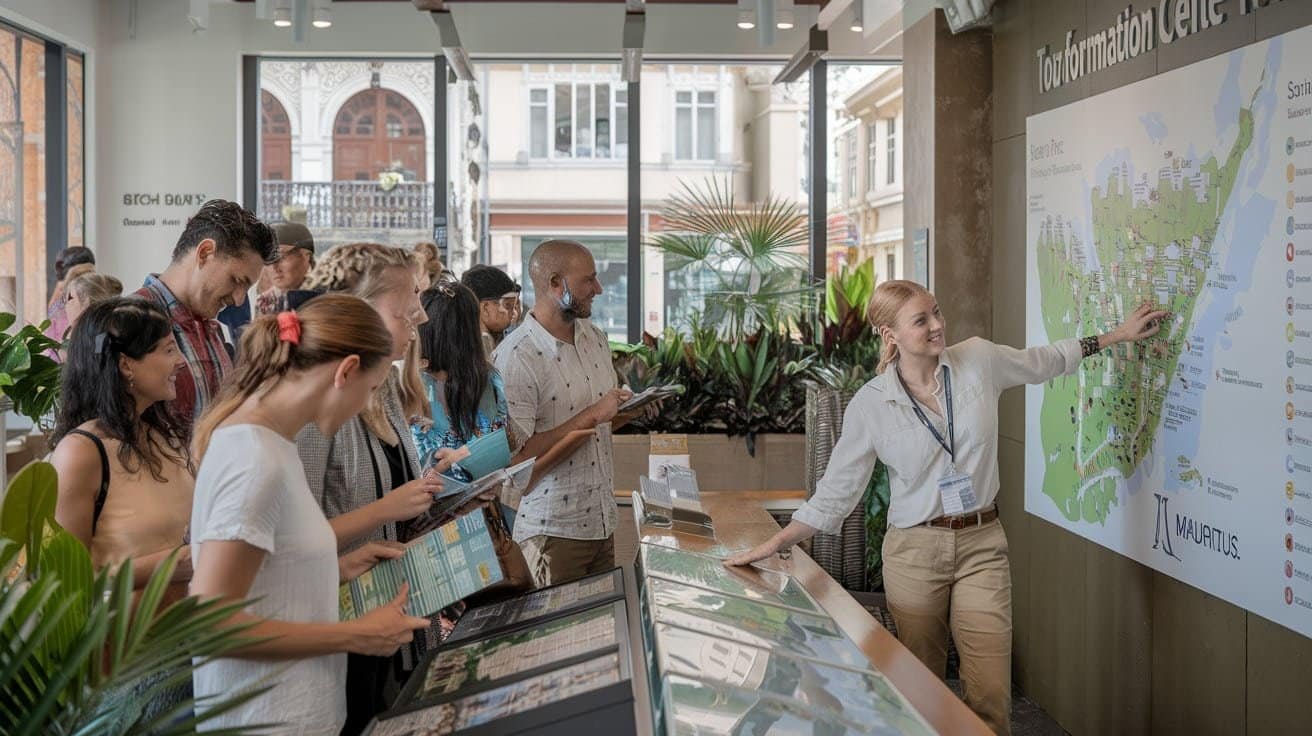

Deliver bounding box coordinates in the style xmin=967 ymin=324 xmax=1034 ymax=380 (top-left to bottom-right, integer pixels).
xmin=612 ymin=433 xmax=806 ymax=492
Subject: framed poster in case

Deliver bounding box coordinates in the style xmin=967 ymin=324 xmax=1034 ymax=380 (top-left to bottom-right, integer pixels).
xmin=396 ymin=600 xmax=631 ymax=707
xmin=640 ymin=578 xmax=869 ymax=671
xmin=365 ymin=650 xmax=635 ymax=736
xmin=636 ymin=543 xmax=822 ymax=614
xmin=649 ymin=622 xmax=934 ymax=736
xmin=446 ymin=568 xmax=624 ymax=644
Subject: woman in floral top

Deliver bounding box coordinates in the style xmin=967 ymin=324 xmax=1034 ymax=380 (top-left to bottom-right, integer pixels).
xmin=408 ymin=281 xmax=515 ymax=528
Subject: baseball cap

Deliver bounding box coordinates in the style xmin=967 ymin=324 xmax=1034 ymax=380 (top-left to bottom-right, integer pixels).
xmin=272 ymin=222 xmax=315 ymax=255
xmin=461 ymin=265 xmax=521 ymax=301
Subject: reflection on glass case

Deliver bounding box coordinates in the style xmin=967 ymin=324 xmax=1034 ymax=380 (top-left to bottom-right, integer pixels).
xmin=658 ymin=673 xmax=892 ymax=735
xmin=650 ymin=623 xmax=934 ymax=736
xmin=642 ymin=578 xmax=869 ymax=671
xmin=637 ymin=543 xmax=821 ymax=614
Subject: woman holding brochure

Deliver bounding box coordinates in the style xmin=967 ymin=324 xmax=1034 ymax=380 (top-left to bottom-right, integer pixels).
xmin=294 ymin=243 xmax=447 ymax=734
xmin=188 ymin=296 xmax=430 ymax=735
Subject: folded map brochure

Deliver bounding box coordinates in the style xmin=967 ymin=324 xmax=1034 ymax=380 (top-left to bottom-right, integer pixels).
xmin=409 ymin=458 xmax=537 ymax=536
xmin=421 ymin=428 xmax=512 ymax=491
xmin=617 ymin=384 xmax=683 ymax=414
xmin=454 ymin=427 xmax=511 ymax=480
xmin=339 ymin=510 xmax=504 ymax=620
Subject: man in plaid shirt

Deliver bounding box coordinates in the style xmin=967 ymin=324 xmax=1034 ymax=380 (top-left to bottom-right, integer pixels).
xmin=135 ymin=200 xmax=277 ymax=425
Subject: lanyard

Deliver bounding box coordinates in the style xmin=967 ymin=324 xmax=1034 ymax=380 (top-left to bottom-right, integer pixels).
xmin=896 ymin=364 xmax=955 ymax=463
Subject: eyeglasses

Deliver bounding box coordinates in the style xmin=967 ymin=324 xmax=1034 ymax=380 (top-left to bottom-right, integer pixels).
xmin=497 ymin=296 xmax=522 ymax=312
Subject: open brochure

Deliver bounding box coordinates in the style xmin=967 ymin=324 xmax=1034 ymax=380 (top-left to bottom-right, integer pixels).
xmin=421 ymin=427 xmax=512 ymax=492
xmin=410 ymin=458 xmax=537 ymax=536
xmin=339 ymin=510 xmax=504 ymax=620
xmin=617 ymin=384 xmax=683 ymax=414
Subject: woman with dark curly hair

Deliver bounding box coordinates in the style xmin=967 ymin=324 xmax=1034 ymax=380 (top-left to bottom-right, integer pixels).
xmin=51 ymin=297 xmax=195 ymax=601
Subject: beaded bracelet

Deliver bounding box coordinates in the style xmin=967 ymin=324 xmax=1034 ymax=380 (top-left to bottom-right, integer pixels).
xmin=1080 ymin=335 xmax=1101 ymax=358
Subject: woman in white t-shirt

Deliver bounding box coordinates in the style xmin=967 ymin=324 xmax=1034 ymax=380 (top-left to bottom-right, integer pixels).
xmin=188 ymin=294 xmax=431 ymax=735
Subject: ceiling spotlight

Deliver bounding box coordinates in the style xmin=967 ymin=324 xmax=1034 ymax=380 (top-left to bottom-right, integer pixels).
xmin=273 ymin=8 xmax=292 ymax=27
xmin=737 ymin=10 xmax=755 ymax=29
xmin=850 ymin=1 xmax=864 ymax=32
xmin=312 ymin=7 xmax=332 ymax=28
xmin=776 ymin=9 xmax=794 ymax=29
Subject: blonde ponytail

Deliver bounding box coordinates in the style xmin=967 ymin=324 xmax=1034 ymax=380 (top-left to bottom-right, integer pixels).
xmin=193 ymin=294 xmax=392 ymax=461
xmin=867 ymin=280 xmax=934 ymax=375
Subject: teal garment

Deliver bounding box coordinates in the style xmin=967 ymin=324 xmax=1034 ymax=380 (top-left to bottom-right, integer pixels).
xmin=409 ymin=371 xmax=509 ymax=484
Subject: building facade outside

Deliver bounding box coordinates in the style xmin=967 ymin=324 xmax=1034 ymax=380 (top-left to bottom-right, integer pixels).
xmin=829 ymin=65 xmax=903 ymax=283
xmin=258 ymin=59 xmax=899 ymax=341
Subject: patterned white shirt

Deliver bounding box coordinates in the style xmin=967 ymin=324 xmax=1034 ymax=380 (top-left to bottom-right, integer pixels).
xmin=494 ymin=314 xmax=618 ymax=542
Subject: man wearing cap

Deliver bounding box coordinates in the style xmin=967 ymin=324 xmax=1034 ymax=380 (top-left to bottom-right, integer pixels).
xmin=461 ymin=264 xmax=522 ymax=357
xmin=254 ymin=222 xmax=316 ymax=316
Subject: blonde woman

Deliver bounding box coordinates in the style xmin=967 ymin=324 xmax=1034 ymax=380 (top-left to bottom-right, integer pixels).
xmin=296 ymin=242 xmax=443 ymax=732
xmin=728 ymin=280 xmax=1166 ymax=734
xmin=64 ymin=272 xmax=124 ymax=329
xmin=189 ymin=296 xmax=429 ymax=734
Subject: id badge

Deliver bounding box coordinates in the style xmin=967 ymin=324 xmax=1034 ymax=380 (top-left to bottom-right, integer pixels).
xmin=937 ymin=472 xmax=978 ymax=516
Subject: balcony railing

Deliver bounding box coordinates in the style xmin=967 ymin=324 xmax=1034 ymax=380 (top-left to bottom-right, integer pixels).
xmin=259 ymin=181 xmax=434 ymax=231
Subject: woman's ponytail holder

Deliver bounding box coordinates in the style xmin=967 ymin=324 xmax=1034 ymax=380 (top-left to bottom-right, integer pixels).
xmin=276 ymin=311 xmax=301 ymax=345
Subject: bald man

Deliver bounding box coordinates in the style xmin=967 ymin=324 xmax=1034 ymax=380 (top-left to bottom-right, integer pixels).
xmin=493 ymin=240 xmax=632 ymax=585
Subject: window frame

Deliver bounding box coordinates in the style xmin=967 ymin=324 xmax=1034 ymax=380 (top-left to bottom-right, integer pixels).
xmin=527 ymin=77 xmax=627 ymax=161
xmin=886 ymin=115 xmax=898 ymax=186
xmin=0 ymin=18 xmax=85 ymax=326
xmin=673 ymin=86 xmax=718 ymax=162
xmin=865 ymin=120 xmax=877 ymax=195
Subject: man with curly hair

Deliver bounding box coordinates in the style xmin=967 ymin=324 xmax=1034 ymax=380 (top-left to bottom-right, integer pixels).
xmin=135 ymin=199 xmax=277 ymax=424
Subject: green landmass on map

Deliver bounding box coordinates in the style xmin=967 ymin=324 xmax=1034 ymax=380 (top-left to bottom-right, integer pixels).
xmin=1035 ymin=90 xmax=1256 ymax=525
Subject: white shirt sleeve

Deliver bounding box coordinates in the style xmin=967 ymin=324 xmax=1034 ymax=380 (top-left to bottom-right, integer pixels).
xmin=791 ymin=391 xmax=881 ymax=535
xmin=495 ymin=347 xmax=540 ymax=454
xmin=985 ymin=336 xmax=1082 ymax=391
xmin=193 ymin=440 xmax=283 ymax=554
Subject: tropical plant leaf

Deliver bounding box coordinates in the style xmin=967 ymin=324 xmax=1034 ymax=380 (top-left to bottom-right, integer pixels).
xmin=0 ymin=463 xmax=59 ymax=571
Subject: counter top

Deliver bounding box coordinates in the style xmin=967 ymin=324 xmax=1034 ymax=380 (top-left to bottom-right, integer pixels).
xmin=624 ymin=491 xmax=991 ymax=735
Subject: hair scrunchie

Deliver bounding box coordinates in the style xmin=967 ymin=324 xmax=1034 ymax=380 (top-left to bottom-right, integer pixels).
xmin=276 ymin=311 xmax=301 ymax=345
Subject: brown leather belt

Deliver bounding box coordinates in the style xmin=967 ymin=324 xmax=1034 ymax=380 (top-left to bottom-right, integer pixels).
xmin=924 ymin=505 xmax=998 ymax=530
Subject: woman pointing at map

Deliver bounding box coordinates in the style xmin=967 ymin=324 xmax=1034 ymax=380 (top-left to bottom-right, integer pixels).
xmin=727 ymin=279 xmax=1166 ymax=734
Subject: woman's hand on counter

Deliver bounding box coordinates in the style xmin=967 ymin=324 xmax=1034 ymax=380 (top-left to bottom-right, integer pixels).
xmin=725 ymin=520 xmax=817 ymax=567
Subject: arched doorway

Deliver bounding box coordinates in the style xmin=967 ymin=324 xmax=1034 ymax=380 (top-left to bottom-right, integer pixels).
xmin=261 ymin=90 xmax=292 ymax=181
xmin=332 ymin=88 xmax=426 ymax=181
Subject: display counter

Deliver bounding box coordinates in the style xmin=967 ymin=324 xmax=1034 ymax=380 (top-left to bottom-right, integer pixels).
xmin=366 ymin=492 xmax=990 ymax=735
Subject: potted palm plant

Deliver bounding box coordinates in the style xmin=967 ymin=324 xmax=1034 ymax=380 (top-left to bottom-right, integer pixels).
xmin=0 ymin=462 xmax=266 ymax=734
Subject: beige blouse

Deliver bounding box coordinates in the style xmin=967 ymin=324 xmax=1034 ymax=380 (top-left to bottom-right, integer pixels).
xmin=87 ymin=435 xmax=194 ymax=570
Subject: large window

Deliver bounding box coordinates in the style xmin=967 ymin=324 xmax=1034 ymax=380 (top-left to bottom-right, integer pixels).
xmin=256 ymin=58 xmax=437 ymax=254
xmin=530 ymin=79 xmax=627 ymax=160
xmin=642 ymin=63 xmax=809 ymax=337
xmin=248 ymin=57 xmax=904 ymax=342
xmin=0 ymin=23 xmax=84 ymax=327
xmin=447 ymin=62 xmax=628 ymax=339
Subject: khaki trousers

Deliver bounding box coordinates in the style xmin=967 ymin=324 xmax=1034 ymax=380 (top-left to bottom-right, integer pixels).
xmin=520 ymin=534 xmax=615 ymax=587
xmin=882 ymin=518 xmax=1012 ymax=735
